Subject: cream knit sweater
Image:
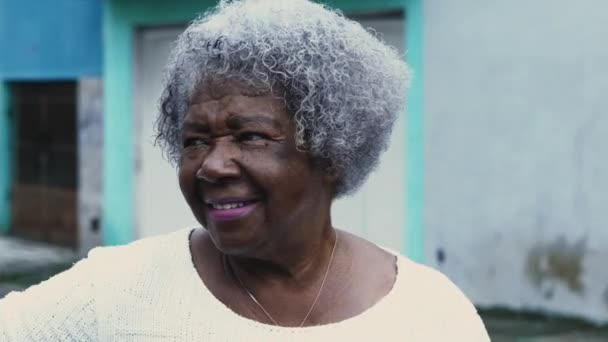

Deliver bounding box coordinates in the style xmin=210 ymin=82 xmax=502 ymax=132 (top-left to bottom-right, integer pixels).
xmin=0 ymin=228 xmax=490 ymax=341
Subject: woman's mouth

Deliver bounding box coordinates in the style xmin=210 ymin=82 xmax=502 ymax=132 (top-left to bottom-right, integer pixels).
xmin=205 ymin=199 xmax=259 ymax=221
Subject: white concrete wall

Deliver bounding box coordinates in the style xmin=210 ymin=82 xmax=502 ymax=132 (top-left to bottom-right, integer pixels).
xmin=424 ymin=0 xmax=608 ymax=323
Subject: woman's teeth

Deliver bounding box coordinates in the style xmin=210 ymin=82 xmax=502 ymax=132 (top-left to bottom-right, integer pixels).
xmin=210 ymin=202 xmax=248 ymax=210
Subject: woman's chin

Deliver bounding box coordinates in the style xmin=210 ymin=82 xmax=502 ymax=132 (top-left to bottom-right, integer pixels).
xmin=207 ymin=228 xmax=263 ymax=256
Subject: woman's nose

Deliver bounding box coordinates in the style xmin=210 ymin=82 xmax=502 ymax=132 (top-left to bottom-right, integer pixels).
xmin=195 ymin=142 xmax=240 ymax=183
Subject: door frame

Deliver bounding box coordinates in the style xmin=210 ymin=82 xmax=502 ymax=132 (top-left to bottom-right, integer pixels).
xmin=102 ymin=0 xmax=424 ymax=261
xmin=0 ymin=83 xmax=12 ymax=234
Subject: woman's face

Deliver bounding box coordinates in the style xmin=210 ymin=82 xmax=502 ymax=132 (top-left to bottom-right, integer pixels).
xmin=179 ymin=83 xmax=333 ymax=255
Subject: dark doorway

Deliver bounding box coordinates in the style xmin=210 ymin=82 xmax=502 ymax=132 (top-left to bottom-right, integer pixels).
xmin=9 ymin=82 xmax=78 ymax=248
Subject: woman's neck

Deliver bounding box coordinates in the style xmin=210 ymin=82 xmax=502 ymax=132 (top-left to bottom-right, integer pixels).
xmin=226 ymin=224 xmax=338 ymax=289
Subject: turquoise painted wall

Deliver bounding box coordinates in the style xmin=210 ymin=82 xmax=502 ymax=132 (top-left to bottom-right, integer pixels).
xmin=103 ymin=0 xmax=423 ymax=258
xmin=102 ymin=0 xmax=216 ymax=246
xmin=102 ymin=2 xmax=134 ymax=245
xmin=403 ymin=0 xmax=424 ymax=262
xmin=0 ymin=84 xmax=10 ymax=233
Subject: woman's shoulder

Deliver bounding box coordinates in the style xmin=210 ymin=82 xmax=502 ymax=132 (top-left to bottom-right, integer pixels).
xmin=390 ymin=254 xmax=490 ymax=340
xmin=337 ymin=231 xmax=489 ymax=339
xmin=340 ymin=230 xmax=477 ymax=311
xmin=87 ymin=228 xmax=192 ymax=262
xmin=86 ymin=228 xmax=198 ymax=325
xmin=85 ymin=228 xmax=193 ymax=277
xmin=393 ymin=255 xmax=474 ymax=306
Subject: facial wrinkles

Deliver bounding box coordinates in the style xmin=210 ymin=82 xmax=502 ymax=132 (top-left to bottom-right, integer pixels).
xmin=180 ymin=87 xmax=335 ymax=258
xmin=186 ymin=95 xmax=286 ymax=178
xmin=193 ymin=95 xmax=272 ymax=132
xmin=201 ymin=99 xmax=229 ymax=137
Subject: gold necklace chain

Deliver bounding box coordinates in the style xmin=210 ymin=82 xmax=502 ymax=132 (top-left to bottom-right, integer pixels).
xmin=226 ymin=230 xmax=339 ymax=327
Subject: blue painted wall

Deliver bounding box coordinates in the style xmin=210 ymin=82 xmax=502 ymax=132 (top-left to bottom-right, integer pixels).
xmin=0 ymin=0 xmax=103 ymax=234
xmin=0 ymin=0 xmax=103 ymax=79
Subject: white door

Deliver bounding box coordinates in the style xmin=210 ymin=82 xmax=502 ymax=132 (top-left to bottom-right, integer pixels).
xmin=134 ymin=17 xmax=406 ymax=251
xmin=331 ymin=17 xmax=406 ymax=252
xmin=134 ymin=27 xmax=198 ymax=238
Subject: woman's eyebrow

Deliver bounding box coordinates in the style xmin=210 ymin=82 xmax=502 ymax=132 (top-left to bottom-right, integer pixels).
xmin=226 ymin=115 xmax=280 ymax=129
xmin=182 ymin=121 xmax=209 ymax=133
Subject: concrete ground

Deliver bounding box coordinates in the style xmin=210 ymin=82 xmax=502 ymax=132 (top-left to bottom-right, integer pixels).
xmin=481 ymin=310 xmax=608 ymax=341
xmin=0 ymin=235 xmax=607 ymax=340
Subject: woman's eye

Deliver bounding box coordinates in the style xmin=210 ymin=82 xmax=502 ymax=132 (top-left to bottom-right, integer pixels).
xmin=183 ymin=138 xmax=208 ymax=148
xmin=240 ymin=132 xmax=266 ymax=142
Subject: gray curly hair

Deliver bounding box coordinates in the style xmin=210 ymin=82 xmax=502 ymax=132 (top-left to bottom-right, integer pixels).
xmin=156 ymin=0 xmax=410 ymax=197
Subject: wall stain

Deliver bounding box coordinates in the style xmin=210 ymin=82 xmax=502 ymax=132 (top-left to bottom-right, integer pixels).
xmin=526 ymin=236 xmax=586 ymax=295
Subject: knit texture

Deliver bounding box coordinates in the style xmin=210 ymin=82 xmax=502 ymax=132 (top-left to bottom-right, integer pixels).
xmin=0 ymin=228 xmax=490 ymax=341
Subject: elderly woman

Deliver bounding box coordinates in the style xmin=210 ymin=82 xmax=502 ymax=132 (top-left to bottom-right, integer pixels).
xmin=0 ymin=0 xmax=489 ymax=340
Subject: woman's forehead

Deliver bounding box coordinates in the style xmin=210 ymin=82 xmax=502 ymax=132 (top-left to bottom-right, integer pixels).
xmin=192 ymin=80 xmax=270 ymax=103
xmin=185 ymin=86 xmax=290 ymax=129
xmin=186 ymin=80 xmax=284 ymax=115
xmin=188 ymin=92 xmax=282 ymax=116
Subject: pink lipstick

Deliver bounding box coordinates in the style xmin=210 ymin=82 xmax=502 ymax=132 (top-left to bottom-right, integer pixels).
xmin=206 ymin=200 xmax=258 ymax=221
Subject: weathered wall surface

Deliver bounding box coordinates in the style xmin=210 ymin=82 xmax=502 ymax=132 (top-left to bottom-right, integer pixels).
xmin=78 ymin=79 xmax=103 ymax=256
xmin=424 ymin=0 xmax=608 ymax=323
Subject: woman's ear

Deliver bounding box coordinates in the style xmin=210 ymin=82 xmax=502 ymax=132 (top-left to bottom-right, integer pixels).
xmin=323 ymin=166 xmax=340 ymax=183
xmin=312 ymin=157 xmax=339 ymax=185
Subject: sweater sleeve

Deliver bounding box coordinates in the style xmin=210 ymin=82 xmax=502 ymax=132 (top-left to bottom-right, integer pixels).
xmin=0 ymin=252 xmax=98 ymax=342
